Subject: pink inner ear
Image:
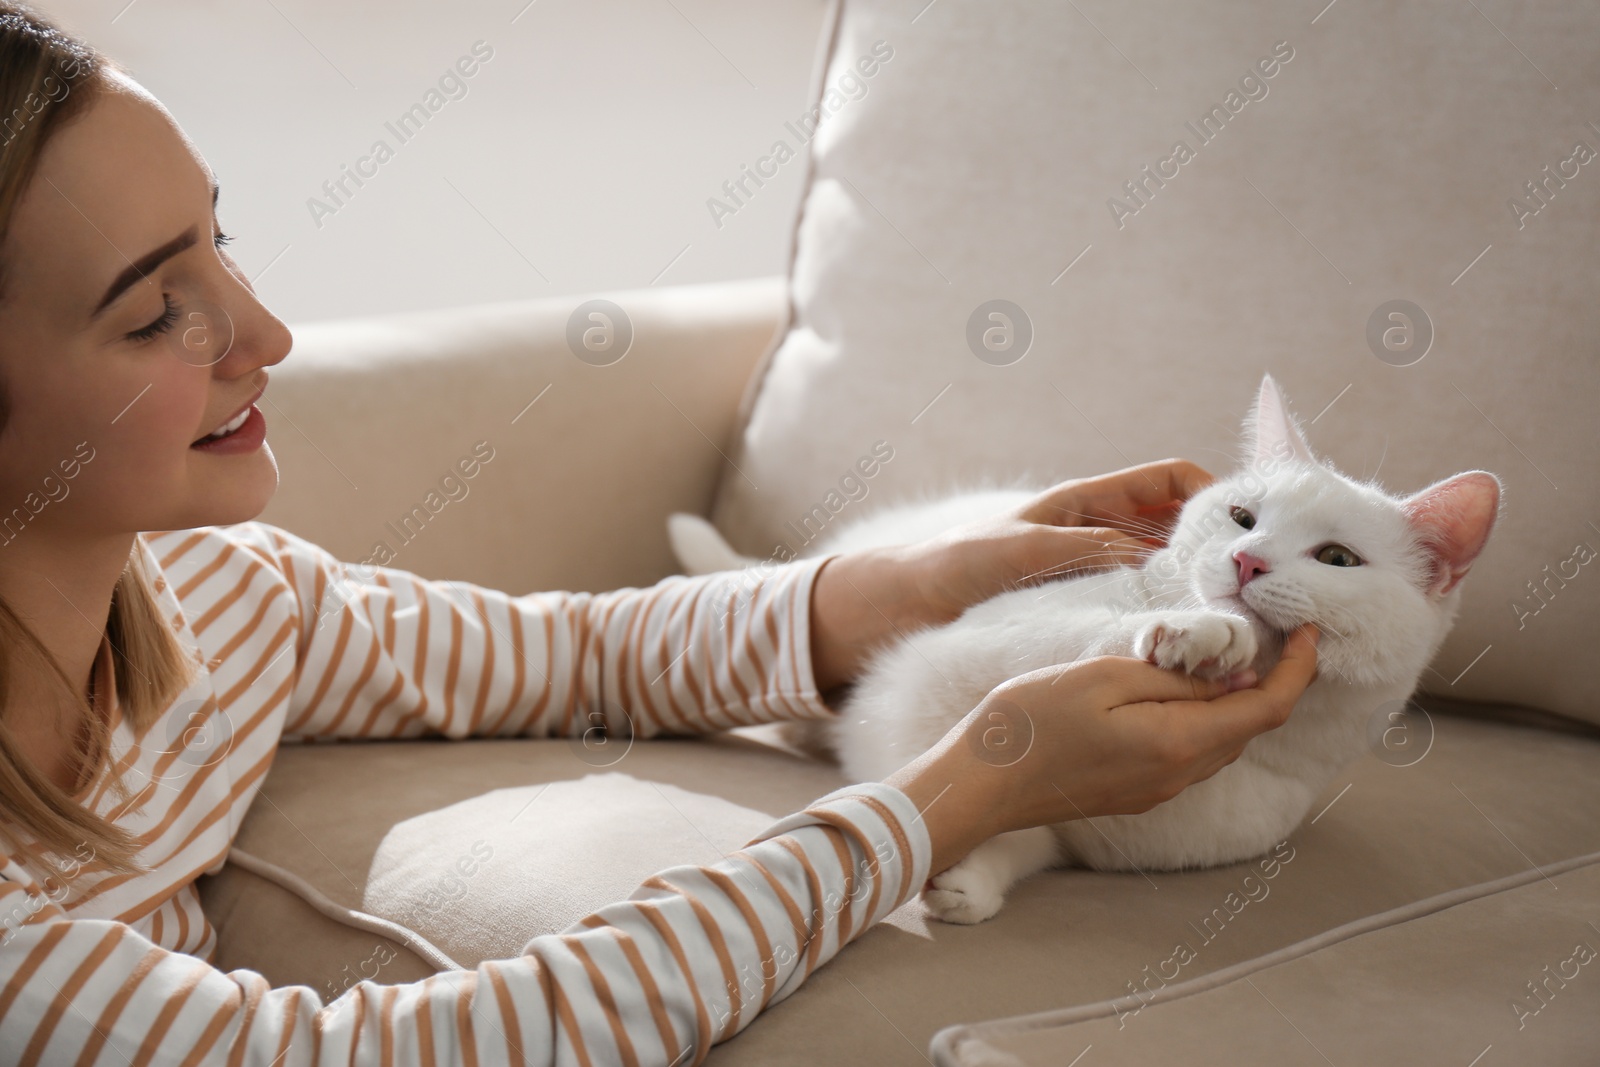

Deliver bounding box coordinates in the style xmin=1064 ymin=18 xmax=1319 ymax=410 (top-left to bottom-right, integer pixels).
xmin=1401 ymin=472 xmax=1501 ymax=595
xmin=1247 ymin=374 xmax=1316 ymax=466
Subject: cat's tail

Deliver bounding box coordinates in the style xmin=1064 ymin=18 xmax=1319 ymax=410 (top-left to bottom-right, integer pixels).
xmin=667 ymin=513 xmax=758 ymax=574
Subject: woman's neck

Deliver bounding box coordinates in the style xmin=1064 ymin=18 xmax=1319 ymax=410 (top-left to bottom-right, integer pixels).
xmin=0 ymin=525 xmax=135 ymax=792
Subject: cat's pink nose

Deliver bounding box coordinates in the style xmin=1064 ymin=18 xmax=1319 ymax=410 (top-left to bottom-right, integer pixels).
xmin=1235 ymin=550 xmax=1271 ymax=588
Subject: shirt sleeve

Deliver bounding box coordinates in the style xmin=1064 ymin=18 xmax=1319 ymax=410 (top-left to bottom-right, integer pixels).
xmin=220 ymin=522 xmax=841 ymax=741
xmin=0 ymin=782 xmax=932 ymax=1066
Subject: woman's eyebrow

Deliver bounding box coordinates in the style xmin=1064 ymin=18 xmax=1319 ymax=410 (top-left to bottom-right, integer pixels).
xmin=90 ymin=225 xmax=199 ymax=320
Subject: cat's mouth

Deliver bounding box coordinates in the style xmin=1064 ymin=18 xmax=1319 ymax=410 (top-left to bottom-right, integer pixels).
xmin=1215 ymin=591 xmax=1291 ymax=636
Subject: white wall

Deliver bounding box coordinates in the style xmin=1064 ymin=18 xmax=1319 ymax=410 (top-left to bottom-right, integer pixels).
xmin=40 ymin=0 xmax=828 ymax=323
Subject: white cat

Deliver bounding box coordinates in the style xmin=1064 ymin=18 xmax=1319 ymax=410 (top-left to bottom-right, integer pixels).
xmin=670 ymin=376 xmax=1502 ymax=923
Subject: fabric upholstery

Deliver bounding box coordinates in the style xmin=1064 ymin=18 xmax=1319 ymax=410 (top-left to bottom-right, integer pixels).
xmin=202 ymin=706 xmax=1600 ymax=1064
xmin=942 ymin=855 xmax=1600 ymax=1065
xmin=711 ymin=0 xmax=1600 ymax=724
xmin=258 ymin=276 xmax=786 ymax=597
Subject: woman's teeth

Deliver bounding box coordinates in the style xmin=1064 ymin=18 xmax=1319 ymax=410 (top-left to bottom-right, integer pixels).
xmin=201 ymin=407 xmax=250 ymax=441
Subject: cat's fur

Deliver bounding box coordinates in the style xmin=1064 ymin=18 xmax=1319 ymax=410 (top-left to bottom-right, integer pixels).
xmin=670 ymin=376 xmax=1502 ymax=923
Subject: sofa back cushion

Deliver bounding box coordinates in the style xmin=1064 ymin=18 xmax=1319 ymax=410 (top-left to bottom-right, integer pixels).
xmin=712 ymin=0 xmax=1600 ymax=723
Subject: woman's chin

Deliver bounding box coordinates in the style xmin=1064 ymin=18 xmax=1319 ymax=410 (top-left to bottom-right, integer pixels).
xmin=185 ymin=448 xmax=280 ymax=526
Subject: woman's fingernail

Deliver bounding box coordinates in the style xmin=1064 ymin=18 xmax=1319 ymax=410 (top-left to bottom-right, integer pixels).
xmin=1225 ymin=669 xmax=1258 ymax=692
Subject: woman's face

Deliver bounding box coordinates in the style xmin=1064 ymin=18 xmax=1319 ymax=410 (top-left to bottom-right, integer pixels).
xmin=0 ymin=73 xmax=290 ymax=543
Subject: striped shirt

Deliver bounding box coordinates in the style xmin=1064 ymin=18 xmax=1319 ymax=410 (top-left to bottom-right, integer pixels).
xmin=0 ymin=522 xmax=931 ymax=1065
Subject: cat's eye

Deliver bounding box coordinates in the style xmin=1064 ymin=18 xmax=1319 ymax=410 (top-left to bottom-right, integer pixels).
xmin=1315 ymin=544 xmax=1362 ymax=567
xmin=1229 ymin=506 xmax=1255 ymax=530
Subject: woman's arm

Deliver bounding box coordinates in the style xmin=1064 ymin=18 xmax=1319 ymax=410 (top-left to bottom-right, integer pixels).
xmin=0 ymin=779 xmax=928 ymax=1066
xmin=807 ymin=458 xmax=1217 ymax=694
xmin=0 ymin=635 xmax=1314 ymax=1065
xmin=213 ymin=523 xmax=842 ymax=741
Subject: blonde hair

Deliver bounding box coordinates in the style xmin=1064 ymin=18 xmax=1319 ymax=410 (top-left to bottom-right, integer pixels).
xmin=0 ymin=3 xmax=199 ymax=874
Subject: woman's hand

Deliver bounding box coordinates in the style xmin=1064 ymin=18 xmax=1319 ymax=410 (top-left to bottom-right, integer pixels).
xmin=904 ymin=457 xmax=1217 ymax=626
xmin=885 ymin=624 xmax=1320 ymax=876
xmin=808 ymin=458 xmax=1216 ymax=694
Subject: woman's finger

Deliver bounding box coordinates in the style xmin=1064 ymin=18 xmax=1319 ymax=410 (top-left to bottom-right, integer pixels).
xmin=1024 ymin=458 xmax=1216 ymax=528
xmin=1175 ymin=624 xmax=1321 ymax=742
xmin=1021 ymin=528 xmax=1153 ymax=581
xmin=1068 ymin=656 xmax=1240 ymax=707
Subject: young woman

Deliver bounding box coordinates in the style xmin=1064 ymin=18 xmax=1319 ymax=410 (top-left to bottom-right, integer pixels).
xmin=0 ymin=5 xmax=1317 ymax=1064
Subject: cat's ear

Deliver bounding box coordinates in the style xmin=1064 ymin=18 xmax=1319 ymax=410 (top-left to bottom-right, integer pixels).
xmin=1243 ymin=374 xmax=1316 ymax=467
xmin=1401 ymin=471 xmax=1502 ymax=597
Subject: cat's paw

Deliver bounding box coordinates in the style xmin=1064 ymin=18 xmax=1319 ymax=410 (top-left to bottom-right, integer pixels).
xmin=1133 ymin=610 xmax=1257 ymax=678
xmin=922 ymin=860 xmax=1007 ymax=924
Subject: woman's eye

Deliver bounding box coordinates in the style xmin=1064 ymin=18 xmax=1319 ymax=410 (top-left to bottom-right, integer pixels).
xmin=126 ymin=296 xmax=180 ymax=343
xmin=1229 ymin=506 xmax=1255 ymax=530
xmin=1315 ymin=544 xmax=1362 ymax=567
xmin=213 ymin=230 xmax=233 ymax=249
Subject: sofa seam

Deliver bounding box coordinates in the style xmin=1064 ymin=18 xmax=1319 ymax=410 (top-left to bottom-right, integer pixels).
xmin=710 ymin=0 xmax=845 ymax=542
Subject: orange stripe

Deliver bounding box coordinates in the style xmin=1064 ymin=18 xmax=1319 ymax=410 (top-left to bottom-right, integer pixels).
xmin=616 ymin=585 xmax=667 ymax=735
xmin=669 ymin=589 xmax=706 ymax=722
xmin=633 ymin=904 xmax=713 ymax=1067
xmin=643 ymin=876 xmax=742 ymax=1040
xmin=379 ymin=984 xmax=397 ymax=1067
xmin=743 ymin=854 xmax=810 ymax=974
xmin=311 ymin=635 xmax=380 ymax=737
xmin=287 ymin=606 xmax=355 ymax=730
xmin=0 ymin=922 xmax=70 ymax=1021
xmin=173 ymin=894 xmax=191 ymax=950
xmin=414 ymin=975 xmax=438 ymax=1067
xmin=738 ymin=574 xmax=782 ymax=720
xmin=408 ymin=574 xmax=433 ymax=725
xmin=77 ymin=946 xmax=185 ymax=1067
xmin=815 ymin=824 xmax=859 ymax=944
xmin=172 ymin=539 xmax=241 ymax=604
xmin=482 ymin=961 xmax=530 ymax=1066
xmin=561 ymin=594 xmax=596 ymax=735
xmin=21 ymin=926 xmax=129 ymax=1066
xmin=718 ymin=579 xmax=758 ymax=724
xmin=566 ymin=939 xmax=640 ymax=1067
xmin=701 ymin=869 xmax=777 ymax=1011
xmin=224 ymin=973 xmax=267 ymax=1067
xmin=855 ymin=794 xmax=916 ymax=908
xmin=356 ymin=671 xmax=408 ymax=738
xmin=651 ymin=583 xmax=698 ymax=731
xmin=155 ymin=530 xmax=211 ymax=572
xmin=806 ymin=807 xmax=894 ymax=933
xmin=453 ymin=971 xmax=480 ymax=1067
xmin=440 ymin=589 xmax=464 ymax=732
xmin=774 ymin=837 xmax=828 ymax=978
xmin=189 ymin=560 xmax=271 ymax=639
xmin=597 ymin=925 xmax=681 ymax=1062
xmin=176 ymin=968 xmax=239 ymax=1067
xmin=465 ymin=589 xmax=496 ymax=734
xmin=267 ymin=988 xmax=299 ymax=1067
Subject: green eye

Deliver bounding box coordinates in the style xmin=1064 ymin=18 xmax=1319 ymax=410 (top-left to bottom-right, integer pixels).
xmin=1229 ymin=506 xmax=1255 ymax=530
xmin=1315 ymin=544 xmax=1362 ymax=567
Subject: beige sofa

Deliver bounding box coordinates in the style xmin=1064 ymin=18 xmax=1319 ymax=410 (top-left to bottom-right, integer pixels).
xmin=200 ymin=276 xmax=1600 ymax=1065
xmin=204 ymin=0 xmax=1600 ymax=1060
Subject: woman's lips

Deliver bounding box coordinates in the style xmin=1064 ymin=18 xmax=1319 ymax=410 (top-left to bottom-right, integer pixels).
xmin=189 ymin=404 xmax=266 ymax=454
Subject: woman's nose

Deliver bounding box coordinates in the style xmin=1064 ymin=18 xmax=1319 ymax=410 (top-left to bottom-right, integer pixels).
xmin=1234 ymin=550 xmax=1271 ymax=588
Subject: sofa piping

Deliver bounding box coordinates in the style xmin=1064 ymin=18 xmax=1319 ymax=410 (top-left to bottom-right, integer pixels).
xmin=930 ymin=846 xmax=1600 ymax=1065
xmin=226 ymin=845 xmax=465 ymax=974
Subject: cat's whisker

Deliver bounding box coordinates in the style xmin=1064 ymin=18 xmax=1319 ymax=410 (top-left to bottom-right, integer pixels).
xmin=1041 ymin=508 xmax=1176 ymax=540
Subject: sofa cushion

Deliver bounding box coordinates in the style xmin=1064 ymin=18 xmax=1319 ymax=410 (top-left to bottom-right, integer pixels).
xmin=258 ymin=276 xmax=786 ymax=598
xmin=201 ymin=702 xmax=1600 ymax=1062
xmin=710 ymin=0 xmax=1600 ymax=724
